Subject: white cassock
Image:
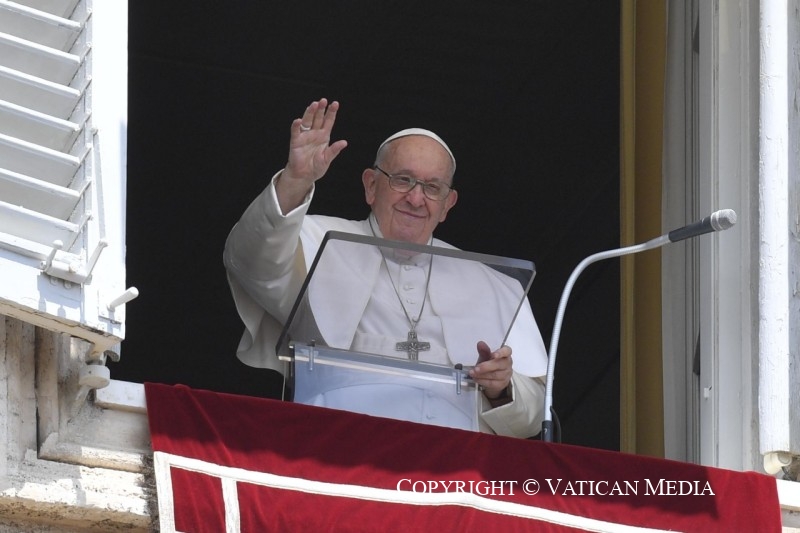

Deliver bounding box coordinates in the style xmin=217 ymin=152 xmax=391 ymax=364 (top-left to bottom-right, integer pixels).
xmin=224 ymin=173 xmax=548 ymax=437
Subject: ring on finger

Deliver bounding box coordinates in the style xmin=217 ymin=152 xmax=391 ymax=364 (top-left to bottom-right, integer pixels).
xmin=299 ymin=124 xmax=311 ymax=131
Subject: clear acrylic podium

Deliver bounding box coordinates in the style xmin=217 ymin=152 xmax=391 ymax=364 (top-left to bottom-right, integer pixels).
xmin=276 ymin=231 xmax=536 ymax=432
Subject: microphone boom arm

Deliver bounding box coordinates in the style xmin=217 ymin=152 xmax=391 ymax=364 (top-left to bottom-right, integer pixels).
xmin=540 ymin=208 xmax=736 ymax=443
xmin=540 ymin=234 xmax=670 ymax=443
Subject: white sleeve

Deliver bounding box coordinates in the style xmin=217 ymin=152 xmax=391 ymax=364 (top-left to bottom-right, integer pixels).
xmin=479 ymin=373 xmax=546 ymax=438
xmin=222 ymin=172 xmax=313 ymax=369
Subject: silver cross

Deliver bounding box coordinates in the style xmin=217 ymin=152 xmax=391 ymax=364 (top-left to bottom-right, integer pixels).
xmin=396 ymin=330 xmax=430 ymax=361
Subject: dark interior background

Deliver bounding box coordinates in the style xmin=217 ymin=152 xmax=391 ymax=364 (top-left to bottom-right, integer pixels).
xmin=118 ymin=1 xmax=621 ymax=450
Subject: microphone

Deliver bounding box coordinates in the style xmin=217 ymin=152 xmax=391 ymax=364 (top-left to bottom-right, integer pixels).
xmin=667 ymin=209 xmax=737 ymax=243
xmin=540 ymin=209 xmax=737 ymax=443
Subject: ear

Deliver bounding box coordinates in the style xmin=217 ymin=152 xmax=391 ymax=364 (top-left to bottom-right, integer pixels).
xmin=438 ymin=189 xmax=458 ymax=222
xmin=362 ymin=168 xmax=377 ymax=205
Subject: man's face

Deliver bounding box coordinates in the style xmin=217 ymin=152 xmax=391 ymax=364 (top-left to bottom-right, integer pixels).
xmin=362 ymin=136 xmax=458 ymax=244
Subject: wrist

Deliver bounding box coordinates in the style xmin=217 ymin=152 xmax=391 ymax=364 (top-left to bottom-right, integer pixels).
xmin=275 ymin=170 xmax=313 ymax=214
xmin=485 ymin=385 xmax=512 ymax=407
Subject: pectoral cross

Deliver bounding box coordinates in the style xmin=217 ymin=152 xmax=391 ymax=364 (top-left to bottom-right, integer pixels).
xmin=396 ymin=329 xmax=430 ymax=361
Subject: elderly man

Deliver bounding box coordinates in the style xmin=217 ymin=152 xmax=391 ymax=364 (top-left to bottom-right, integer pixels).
xmin=224 ymin=99 xmax=547 ymax=437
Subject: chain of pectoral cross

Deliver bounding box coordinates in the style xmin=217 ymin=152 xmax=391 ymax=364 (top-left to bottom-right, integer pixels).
xmin=377 ymin=250 xmax=433 ymax=360
xmin=370 ymin=217 xmax=434 ymax=360
xmin=390 ymin=259 xmax=433 ymax=359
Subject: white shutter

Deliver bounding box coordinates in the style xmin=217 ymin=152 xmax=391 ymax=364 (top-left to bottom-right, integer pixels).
xmin=0 ymin=0 xmax=132 ymax=357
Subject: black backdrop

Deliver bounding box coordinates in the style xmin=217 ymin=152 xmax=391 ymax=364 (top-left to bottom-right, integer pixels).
xmin=118 ymin=1 xmax=621 ymax=450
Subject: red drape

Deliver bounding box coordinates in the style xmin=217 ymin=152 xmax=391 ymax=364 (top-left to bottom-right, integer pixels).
xmin=145 ymin=383 xmax=781 ymax=532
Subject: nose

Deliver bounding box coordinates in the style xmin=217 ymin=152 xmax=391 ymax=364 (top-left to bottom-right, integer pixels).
xmin=405 ymin=182 xmax=427 ymax=206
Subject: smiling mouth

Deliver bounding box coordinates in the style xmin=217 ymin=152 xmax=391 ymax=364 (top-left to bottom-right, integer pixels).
xmin=395 ymin=204 xmax=427 ymax=218
xmin=396 ymin=209 xmax=425 ymax=220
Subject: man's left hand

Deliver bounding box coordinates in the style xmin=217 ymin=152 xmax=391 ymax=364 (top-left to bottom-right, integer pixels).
xmin=470 ymin=341 xmax=513 ymax=406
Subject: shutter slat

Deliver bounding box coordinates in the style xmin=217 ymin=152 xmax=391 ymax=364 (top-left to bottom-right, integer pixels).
xmin=0 ymin=1 xmax=82 ymax=51
xmin=0 ymin=31 xmax=80 ymax=84
xmin=0 ymin=99 xmax=81 ymax=151
xmin=0 ymin=133 xmax=80 ymax=185
xmin=0 ymin=65 xmax=80 ymax=117
xmin=0 ymin=199 xmax=79 ymax=247
xmin=0 ymin=167 xmax=81 ymax=219
xmin=13 ymin=0 xmax=80 ymax=20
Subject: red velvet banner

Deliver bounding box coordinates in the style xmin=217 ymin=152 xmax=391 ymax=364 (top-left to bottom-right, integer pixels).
xmin=145 ymin=383 xmax=781 ymax=532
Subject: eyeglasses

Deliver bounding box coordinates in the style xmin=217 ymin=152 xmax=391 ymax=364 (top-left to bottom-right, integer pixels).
xmin=373 ymin=165 xmax=454 ymax=201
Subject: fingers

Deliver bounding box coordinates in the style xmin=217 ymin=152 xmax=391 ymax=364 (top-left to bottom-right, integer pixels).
xmin=278 ymin=99 xmax=345 ymax=213
xmin=290 ymin=99 xmax=346 ymax=162
xmin=296 ymin=98 xmax=338 ymax=133
xmin=320 ymin=100 xmax=340 ymax=132
xmin=474 ymin=343 xmax=512 ymax=367
xmin=327 ymin=139 xmax=349 ymax=160
xmin=298 ymin=99 xmax=320 ymax=131
xmin=311 ymin=98 xmax=329 ymax=129
xmin=472 ymin=357 xmax=512 ymax=381
xmin=285 ymin=98 xmax=347 ymax=180
xmin=476 ymin=340 xmax=492 ymax=363
xmin=470 ymin=343 xmax=513 ymax=396
xmin=291 ymin=118 xmax=308 ymax=137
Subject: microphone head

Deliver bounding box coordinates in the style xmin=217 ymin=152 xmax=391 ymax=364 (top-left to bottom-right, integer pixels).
xmin=710 ymin=209 xmax=737 ymax=231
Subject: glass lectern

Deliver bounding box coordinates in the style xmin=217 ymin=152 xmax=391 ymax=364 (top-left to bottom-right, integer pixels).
xmin=276 ymin=231 xmax=536 ymax=432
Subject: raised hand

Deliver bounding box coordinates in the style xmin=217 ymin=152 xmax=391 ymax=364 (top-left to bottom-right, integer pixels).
xmin=277 ymin=99 xmax=348 ymax=213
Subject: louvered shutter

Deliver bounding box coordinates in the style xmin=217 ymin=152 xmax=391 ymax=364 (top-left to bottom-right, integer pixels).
xmin=0 ymin=0 xmax=131 ymax=355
